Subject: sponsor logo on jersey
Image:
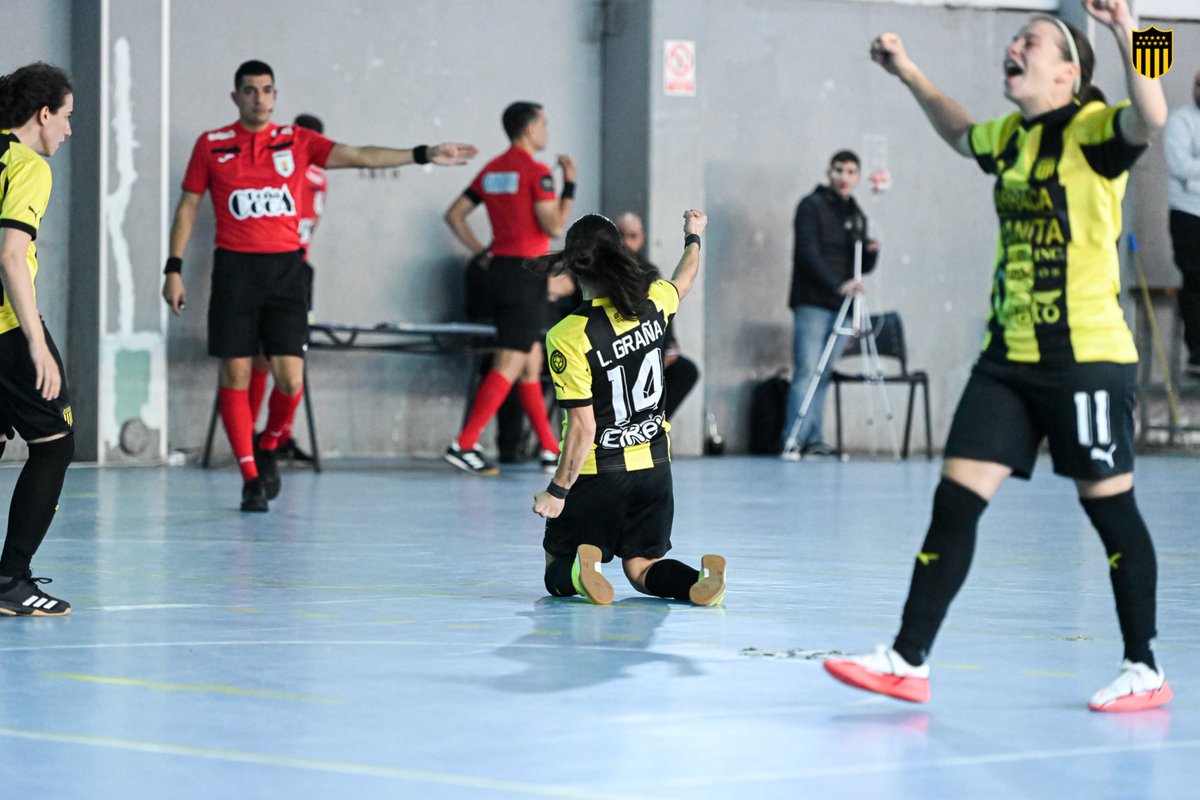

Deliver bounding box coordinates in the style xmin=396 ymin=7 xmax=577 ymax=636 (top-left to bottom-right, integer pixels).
xmin=218 ymin=153 xmax=236 ymax=164
xmin=1033 ymin=157 xmax=1057 ymax=182
xmin=550 ymin=349 xmax=568 ymax=374
xmin=207 ymin=129 xmax=236 ymax=141
xmin=482 ymin=171 xmax=519 ymax=194
xmin=599 ymin=413 xmax=664 ymax=449
xmin=228 ymin=185 xmax=297 ymax=220
xmin=1131 ymin=26 xmax=1172 ymax=80
xmin=273 ymin=150 xmax=296 ymax=178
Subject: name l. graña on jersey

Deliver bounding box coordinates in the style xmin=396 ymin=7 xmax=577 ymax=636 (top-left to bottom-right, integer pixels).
xmin=595 ymin=318 xmax=665 ymax=367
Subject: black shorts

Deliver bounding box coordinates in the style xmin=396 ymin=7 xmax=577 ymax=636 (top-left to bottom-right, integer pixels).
xmin=944 ymin=358 xmax=1137 ymax=480
xmin=543 ymin=464 xmax=674 ymax=562
xmin=0 ymin=324 xmax=73 ymax=441
xmin=486 ymin=255 xmax=547 ymax=352
xmin=208 ymin=248 xmax=311 ymax=358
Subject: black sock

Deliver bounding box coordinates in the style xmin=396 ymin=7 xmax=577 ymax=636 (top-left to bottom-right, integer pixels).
xmin=893 ymin=478 xmax=988 ymax=666
xmin=0 ymin=434 xmax=73 ymax=578
xmin=544 ymin=556 xmax=577 ymax=597
xmin=1080 ymin=490 xmax=1158 ymax=670
xmin=644 ymin=559 xmax=699 ymax=601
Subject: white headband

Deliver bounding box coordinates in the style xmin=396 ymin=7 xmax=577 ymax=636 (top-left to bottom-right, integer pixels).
xmin=1048 ymin=16 xmax=1083 ymax=96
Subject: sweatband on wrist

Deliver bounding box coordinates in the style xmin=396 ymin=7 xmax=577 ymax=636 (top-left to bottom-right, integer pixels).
xmin=163 ymin=256 xmax=183 ymax=275
xmin=413 ymin=145 xmax=430 ymax=165
xmin=545 ymin=482 xmax=569 ymax=500
xmin=684 ymin=233 xmax=701 ymax=249
xmin=561 ymin=181 xmax=576 ymax=200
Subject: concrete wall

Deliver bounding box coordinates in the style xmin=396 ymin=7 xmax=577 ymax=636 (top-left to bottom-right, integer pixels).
xmin=9 ymin=0 xmax=1199 ymax=462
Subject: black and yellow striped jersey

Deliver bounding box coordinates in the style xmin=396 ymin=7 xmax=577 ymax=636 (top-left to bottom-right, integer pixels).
xmin=970 ymin=100 xmax=1143 ymax=365
xmin=0 ymin=131 xmax=53 ymax=335
xmin=546 ymin=279 xmax=680 ymax=474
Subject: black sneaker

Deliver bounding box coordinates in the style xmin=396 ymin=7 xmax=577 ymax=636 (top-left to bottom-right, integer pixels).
xmin=801 ymin=442 xmax=839 ymax=459
xmin=278 ymin=438 xmax=314 ymax=463
xmin=254 ymin=434 xmax=282 ymax=499
xmin=0 ymin=576 xmax=71 ymax=616
xmin=240 ymin=477 xmax=269 ymax=512
xmin=444 ymin=442 xmax=499 ymax=476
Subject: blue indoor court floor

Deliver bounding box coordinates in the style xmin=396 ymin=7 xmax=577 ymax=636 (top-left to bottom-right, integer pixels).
xmin=1 ymin=453 xmax=1197 ymax=799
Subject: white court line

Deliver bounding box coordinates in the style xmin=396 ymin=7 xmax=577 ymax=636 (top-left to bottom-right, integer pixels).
xmin=0 ymin=727 xmax=650 ymax=800
xmin=0 ymin=639 xmax=685 ymax=655
xmin=654 ymin=738 xmax=1200 ymax=786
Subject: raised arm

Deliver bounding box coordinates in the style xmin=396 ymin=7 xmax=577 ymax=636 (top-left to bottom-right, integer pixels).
xmin=871 ymin=33 xmax=975 ymax=158
xmin=161 ymin=190 xmax=202 ymax=315
xmin=670 ymin=209 xmax=708 ymax=301
xmin=325 ymin=142 xmax=478 ymax=170
xmin=0 ymin=227 xmax=59 ymax=399
xmin=1085 ymin=0 xmax=1167 ymax=145
xmin=534 ymin=154 xmax=577 ymax=238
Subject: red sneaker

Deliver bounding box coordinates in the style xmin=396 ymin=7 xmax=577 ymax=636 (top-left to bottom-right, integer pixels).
xmin=1088 ymin=660 xmax=1172 ymax=712
xmin=824 ymin=646 xmax=930 ymax=703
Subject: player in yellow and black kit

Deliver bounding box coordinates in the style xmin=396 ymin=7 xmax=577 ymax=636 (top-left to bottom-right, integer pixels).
xmin=825 ymin=1 xmax=1173 ymax=712
xmin=0 ymin=63 xmax=75 ymax=616
xmin=529 ymin=212 xmax=725 ymax=607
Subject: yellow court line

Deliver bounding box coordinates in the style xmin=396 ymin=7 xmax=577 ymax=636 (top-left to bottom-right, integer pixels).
xmin=42 ymin=673 xmax=345 ymax=705
xmin=0 ymin=727 xmax=647 ymax=800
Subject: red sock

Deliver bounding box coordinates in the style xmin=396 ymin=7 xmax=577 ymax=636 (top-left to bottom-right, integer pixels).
xmin=518 ymin=381 xmax=559 ymax=454
xmin=218 ymin=388 xmax=258 ymax=481
xmin=457 ymin=371 xmax=514 ymax=450
xmin=261 ymin=388 xmax=303 ymax=451
xmin=248 ymin=368 xmax=270 ymax=424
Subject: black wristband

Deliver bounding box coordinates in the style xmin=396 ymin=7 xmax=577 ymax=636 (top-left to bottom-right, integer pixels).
xmin=413 ymin=145 xmax=430 ymax=165
xmin=684 ymin=233 xmax=701 ymax=250
xmin=561 ymin=181 xmax=576 ymax=200
xmin=163 ymin=256 xmax=183 ymax=275
xmin=545 ymin=481 xmax=569 ymax=500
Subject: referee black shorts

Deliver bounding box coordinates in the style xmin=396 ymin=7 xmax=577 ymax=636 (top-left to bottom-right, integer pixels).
xmin=486 ymin=255 xmax=547 ymax=352
xmin=944 ymin=357 xmax=1137 ymax=481
xmin=543 ymin=464 xmax=674 ymax=562
xmin=0 ymin=324 xmax=74 ymax=442
xmin=208 ymin=248 xmax=311 ymax=358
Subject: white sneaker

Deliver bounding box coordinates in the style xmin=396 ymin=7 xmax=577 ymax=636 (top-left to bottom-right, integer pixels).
xmin=539 ymin=449 xmax=559 ymax=474
xmin=824 ymin=645 xmax=931 ymax=703
xmin=1088 ymin=659 xmax=1172 ymax=712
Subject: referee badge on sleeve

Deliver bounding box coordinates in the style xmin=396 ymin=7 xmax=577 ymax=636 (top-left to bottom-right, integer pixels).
xmin=540 ymin=174 xmax=555 ymax=193
xmin=550 ymin=349 xmax=568 ymax=374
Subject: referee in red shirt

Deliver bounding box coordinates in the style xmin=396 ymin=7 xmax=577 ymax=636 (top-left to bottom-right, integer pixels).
xmin=162 ymin=60 xmax=476 ymax=511
xmin=443 ymin=102 xmax=575 ymax=475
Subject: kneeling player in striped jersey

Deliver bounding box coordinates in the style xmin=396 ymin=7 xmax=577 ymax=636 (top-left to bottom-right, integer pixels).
xmin=529 ymin=211 xmax=725 ymax=607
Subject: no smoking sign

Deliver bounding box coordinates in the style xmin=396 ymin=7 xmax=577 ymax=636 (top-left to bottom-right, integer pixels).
xmin=663 ymin=40 xmax=696 ymax=97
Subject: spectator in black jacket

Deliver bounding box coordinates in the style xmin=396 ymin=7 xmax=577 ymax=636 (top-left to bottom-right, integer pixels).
xmin=783 ymin=150 xmax=879 ymax=458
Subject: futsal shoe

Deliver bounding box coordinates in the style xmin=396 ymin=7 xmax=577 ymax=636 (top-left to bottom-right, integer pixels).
xmin=1088 ymin=660 xmax=1172 ymax=712
xmin=824 ymin=646 xmax=931 ymax=703
xmin=689 ymin=554 xmax=727 ymax=606
xmin=444 ymin=442 xmax=499 ymax=476
xmin=571 ymin=544 xmax=613 ymax=605
xmin=240 ymin=477 xmax=269 ymax=512
xmin=540 ymin=449 xmax=559 ymax=474
xmin=254 ymin=434 xmax=282 ymax=499
xmin=0 ymin=576 xmax=71 ymax=616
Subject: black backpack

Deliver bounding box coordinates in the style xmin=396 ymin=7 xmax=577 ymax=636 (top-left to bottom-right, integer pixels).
xmin=748 ymin=373 xmax=790 ymax=454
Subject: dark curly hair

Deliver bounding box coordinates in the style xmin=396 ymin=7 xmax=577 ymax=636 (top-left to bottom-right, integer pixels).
xmin=526 ymin=214 xmax=660 ymax=321
xmin=0 ymin=62 xmax=72 ymax=129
